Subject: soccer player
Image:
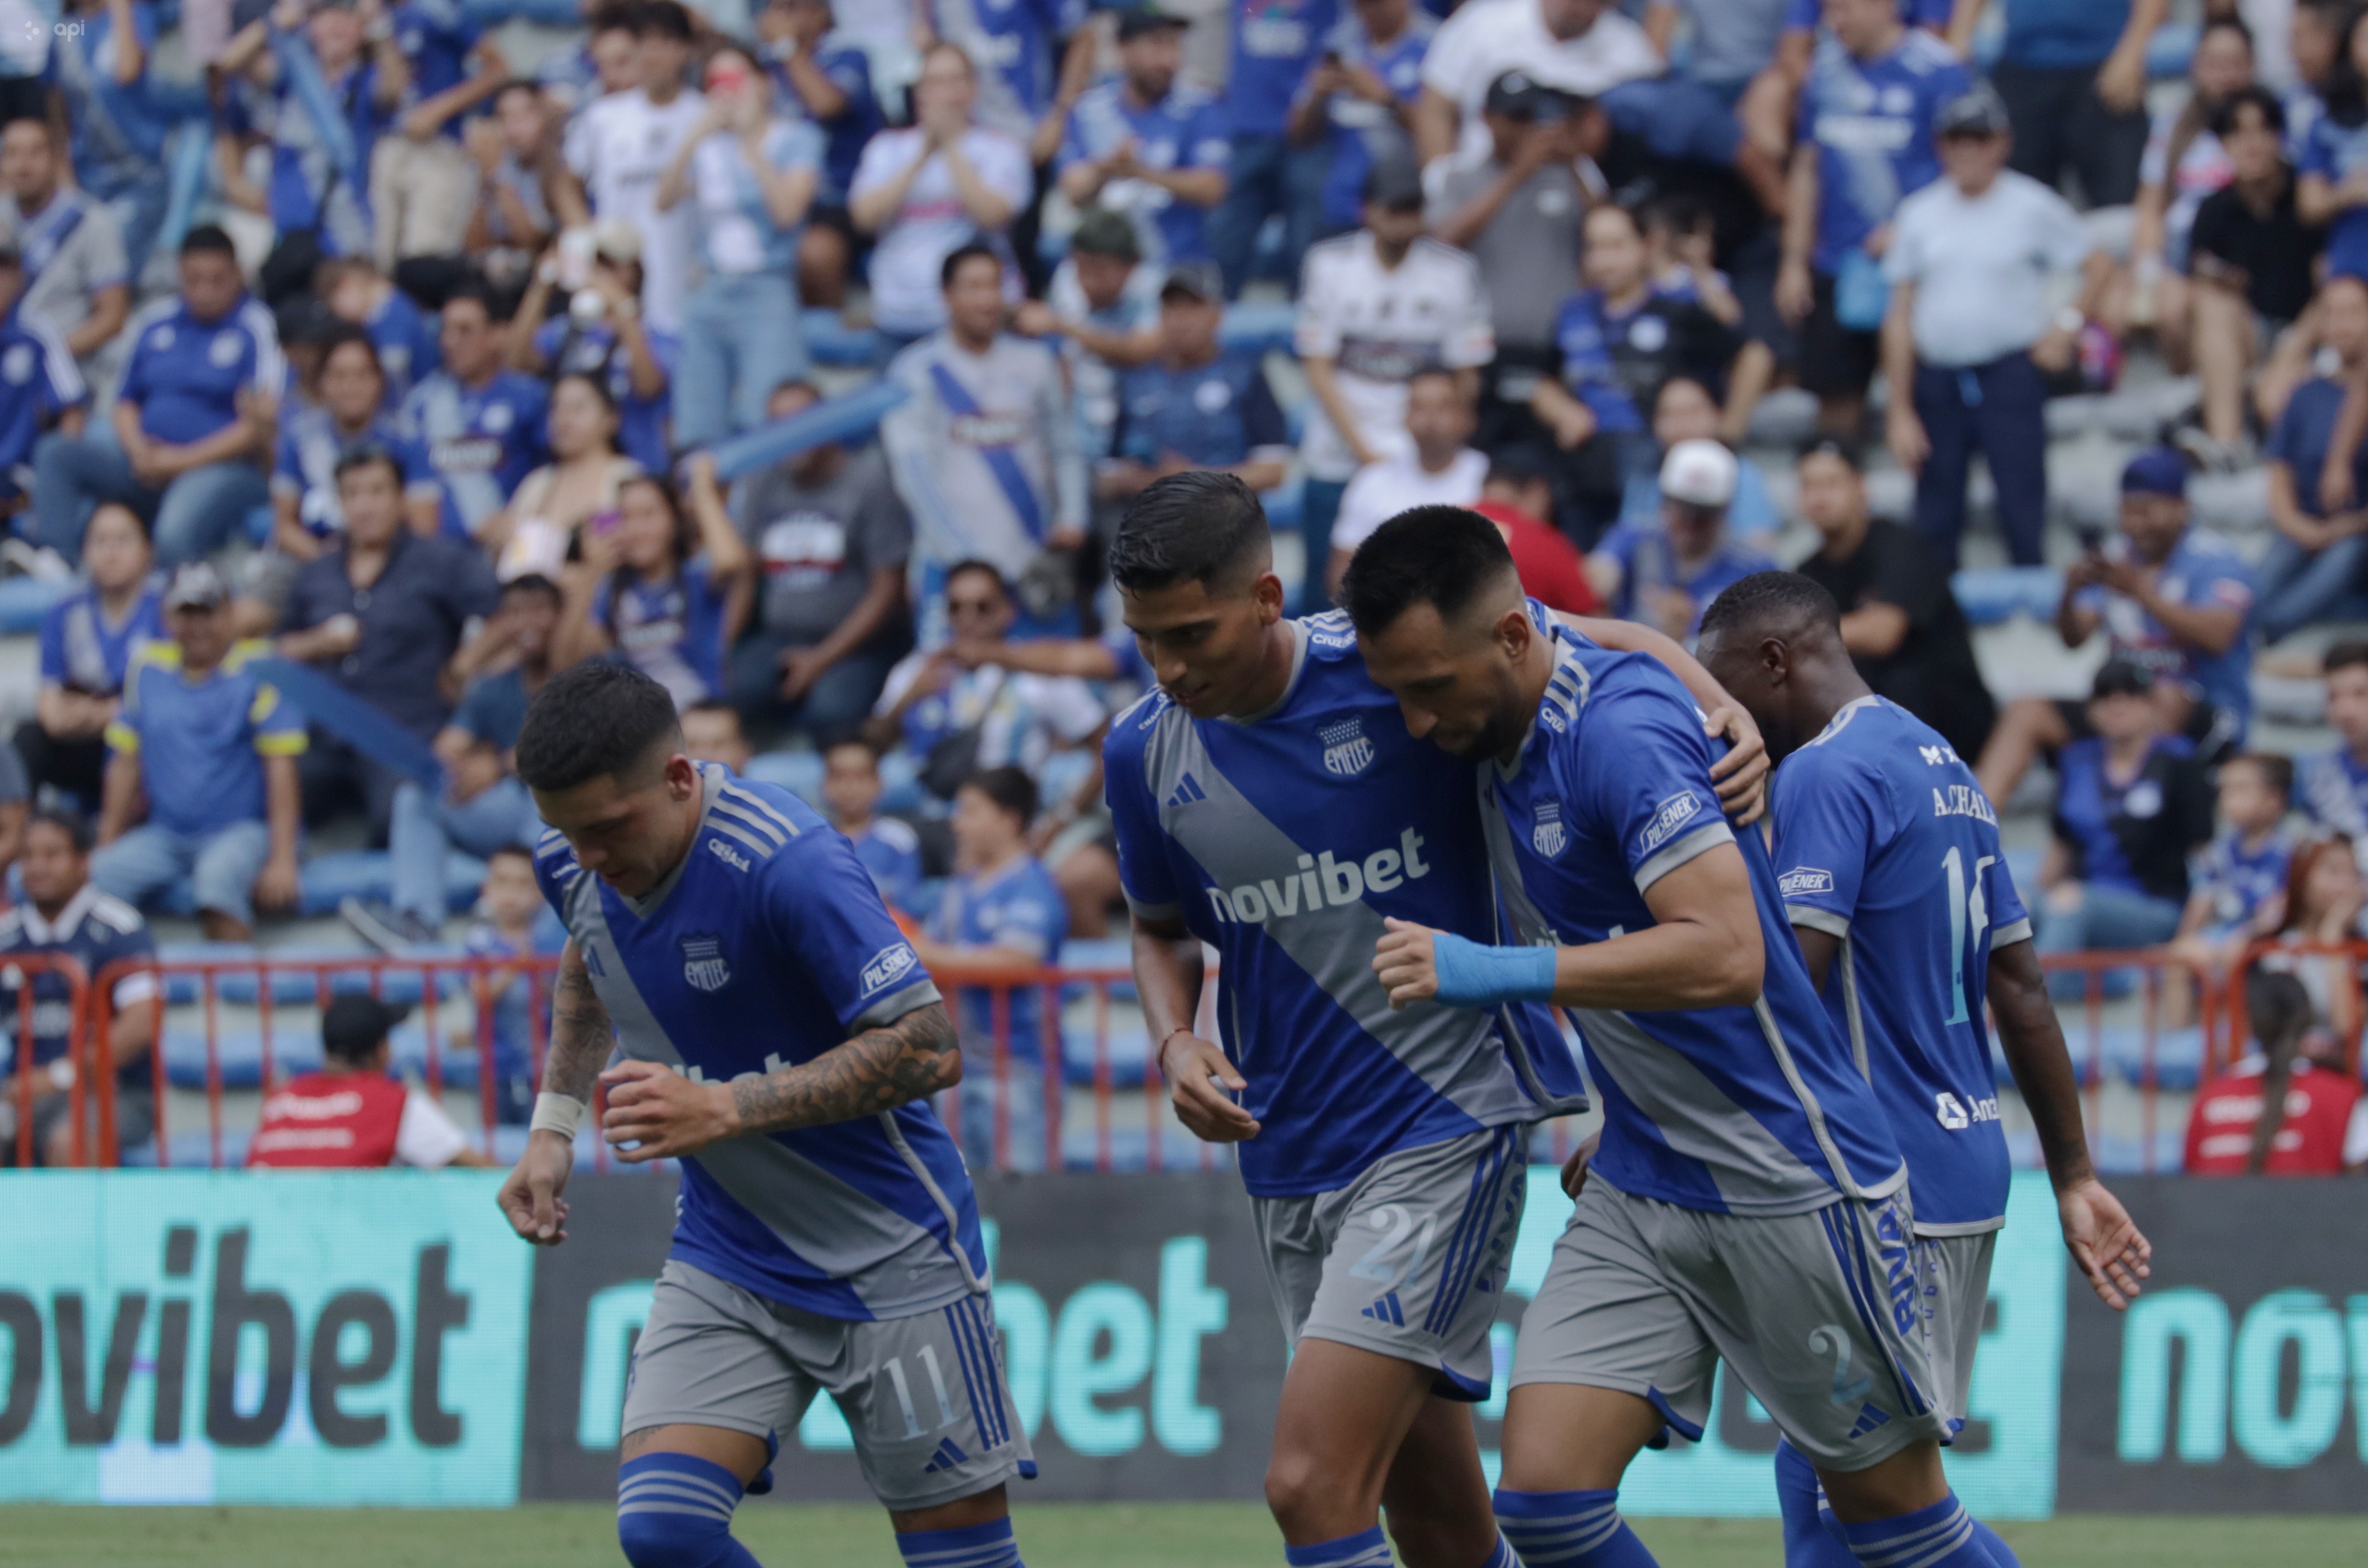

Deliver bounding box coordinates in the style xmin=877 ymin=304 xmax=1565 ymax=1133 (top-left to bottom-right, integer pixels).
xmin=496 ymin=661 xmax=1032 ymax=1568
xmin=1346 ymin=508 xmax=1997 ymax=1568
xmin=1692 ymin=571 xmax=2152 ymax=1568
xmin=1101 ymin=472 xmax=1768 ymax=1568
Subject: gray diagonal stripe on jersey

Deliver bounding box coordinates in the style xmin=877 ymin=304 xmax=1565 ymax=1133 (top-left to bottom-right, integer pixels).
xmin=1476 ymin=774 xmax=1843 ymax=1216
xmin=1142 ymin=710 xmax=1537 ymax=1129
xmin=568 ymin=882 xmax=971 ymax=1309
xmin=1565 ymin=1006 xmax=1848 ymax=1216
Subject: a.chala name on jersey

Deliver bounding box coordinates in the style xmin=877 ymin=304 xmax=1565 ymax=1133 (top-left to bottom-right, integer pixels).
xmin=1201 ymin=828 xmax=1432 ymax=925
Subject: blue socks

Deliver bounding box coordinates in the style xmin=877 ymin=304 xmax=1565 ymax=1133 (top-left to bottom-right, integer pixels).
xmin=615 ymin=1453 xmax=763 ymax=1568
xmin=1493 ymin=1488 xmax=1661 ymax=1566
xmin=1774 ymin=1440 xmax=1855 ymax=1568
xmin=1837 ymin=1492 xmax=1992 ymax=1568
xmin=896 ymin=1516 xmax=1025 ymax=1568
xmin=1284 ymin=1525 xmax=1396 ymax=1567
xmin=1480 ymin=1532 xmax=1519 ymax=1568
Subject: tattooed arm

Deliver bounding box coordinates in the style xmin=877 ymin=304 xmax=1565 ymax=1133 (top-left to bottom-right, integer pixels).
xmin=540 ymin=939 xmax=613 ymax=1102
xmin=498 ymin=939 xmax=610 ymax=1244
xmin=596 ymin=999 xmax=961 ymax=1162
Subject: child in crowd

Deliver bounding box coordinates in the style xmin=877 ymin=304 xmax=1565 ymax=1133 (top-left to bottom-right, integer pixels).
xmin=248 ymin=993 xmax=495 ymax=1169
xmin=2167 ymin=752 xmax=2300 ymax=1021
xmin=462 ymin=845 xmax=567 ymax=1125
xmin=681 ymin=698 xmax=754 ymax=773
xmin=911 ymin=767 xmax=1066 ymax=1174
xmin=822 ymin=736 xmax=922 ymax=913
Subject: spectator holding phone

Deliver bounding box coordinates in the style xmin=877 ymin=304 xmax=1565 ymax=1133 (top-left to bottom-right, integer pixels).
xmin=556 ymin=462 xmax=753 ymax=710
xmin=656 ymin=43 xmax=824 ymax=451
xmin=1980 ymin=448 xmax=2256 ymax=807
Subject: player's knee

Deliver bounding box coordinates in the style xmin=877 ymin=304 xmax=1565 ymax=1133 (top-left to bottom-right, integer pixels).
xmin=617 ymin=1454 xmax=746 ymax=1568
xmin=617 ymin=1506 xmax=739 ymax=1568
xmin=1264 ymin=1446 xmax=1326 ymax=1527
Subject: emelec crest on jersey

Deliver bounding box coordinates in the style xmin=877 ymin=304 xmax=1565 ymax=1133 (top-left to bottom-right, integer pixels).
xmin=1533 ymin=799 xmax=1568 ymax=857
xmin=1321 ymin=716 xmax=1375 ymax=777
xmin=681 ymin=933 xmax=731 ymax=993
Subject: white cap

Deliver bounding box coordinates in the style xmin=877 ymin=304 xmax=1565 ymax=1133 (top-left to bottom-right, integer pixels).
xmin=1660 ymin=438 xmax=1739 ymax=509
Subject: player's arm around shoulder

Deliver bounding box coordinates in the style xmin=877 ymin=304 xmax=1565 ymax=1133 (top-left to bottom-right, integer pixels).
xmin=1554 ymin=611 xmax=1770 ymax=824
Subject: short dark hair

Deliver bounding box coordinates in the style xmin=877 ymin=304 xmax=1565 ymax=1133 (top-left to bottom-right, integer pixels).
xmin=1109 ymin=470 xmax=1271 ymax=595
xmin=944 ymin=559 xmax=1010 ymax=601
xmin=961 ymin=765 xmax=1038 ymax=825
xmin=318 ymin=324 xmax=384 ymax=376
xmin=1485 ymin=449 xmax=1554 ymax=490
xmin=682 ymin=696 xmax=741 ymax=728
xmin=1338 ymin=505 xmax=1517 ymax=635
xmin=333 ymin=445 xmax=405 ymax=490
xmin=27 ymin=807 xmax=92 ymax=855
xmin=442 ymin=278 xmax=506 ymax=322
xmin=2200 ymin=13 xmax=2253 ymax=51
xmin=1698 ymin=571 xmax=1841 ymax=642
xmin=941 ymin=242 xmax=1001 ymax=291
xmin=515 ymin=661 xmax=683 ymax=792
xmin=637 ymin=0 xmax=693 ymax=40
xmin=180 ymin=224 xmax=237 ymax=261
xmin=2227 ymin=751 xmax=2296 ymax=804
xmin=502 ymin=572 xmax=564 ymax=607
xmin=491 ymin=77 xmax=540 ymax=110
xmin=589 ymin=0 xmax=639 ymax=33
xmin=484 ymin=843 xmax=535 ymax=870
xmin=2212 ymin=83 xmax=2286 ymax=139
xmin=1797 ymin=435 xmax=1865 ymax=472
xmin=2326 ymin=639 xmax=2368 ymax=677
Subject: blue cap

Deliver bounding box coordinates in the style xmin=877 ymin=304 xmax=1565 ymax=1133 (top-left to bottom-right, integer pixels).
xmin=2121 ymin=447 xmax=2189 ymax=499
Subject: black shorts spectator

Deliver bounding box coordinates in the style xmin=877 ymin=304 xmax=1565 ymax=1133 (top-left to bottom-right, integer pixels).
xmin=1797 ymin=272 xmax=1880 ymax=400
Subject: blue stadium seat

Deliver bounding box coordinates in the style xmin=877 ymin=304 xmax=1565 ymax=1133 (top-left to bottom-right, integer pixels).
xmin=0 ymin=575 xmax=67 ymax=636
xmin=1950 ymin=566 xmax=2059 ymax=626
xmin=1264 ymin=476 xmax=1304 ymax=533
xmin=158 ymin=1019 xmax=460 ymax=1089
xmin=1220 ymin=301 xmax=1297 ymax=358
xmin=802 ymin=309 xmax=885 ymax=368
xmin=743 ymin=748 xmax=825 ymax=807
xmin=1059 ymin=1123 xmax=1231 ymax=1173
xmin=1059 ymin=1022 xmax=1150 ymax=1088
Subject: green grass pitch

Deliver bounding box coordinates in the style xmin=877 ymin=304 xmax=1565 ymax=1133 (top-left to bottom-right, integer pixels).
xmin=3 ymin=1505 xmax=2362 ymax=1567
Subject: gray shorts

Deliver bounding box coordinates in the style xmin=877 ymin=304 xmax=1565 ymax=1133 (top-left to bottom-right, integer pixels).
xmin=621 ymin=1260 xmax=1034 ymax=1512
xmin=1512 ymin=1180 xmax=1951 ymax=1470
xmin=1251 ymin=1123 xmax=1527 ymax=1401
xmin=1915 ymin=1229 xmax=1996 ymax=1433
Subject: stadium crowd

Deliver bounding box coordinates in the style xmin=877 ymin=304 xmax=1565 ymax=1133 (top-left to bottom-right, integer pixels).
xmin=0 ymin=0 xmax=2363 ymax=1175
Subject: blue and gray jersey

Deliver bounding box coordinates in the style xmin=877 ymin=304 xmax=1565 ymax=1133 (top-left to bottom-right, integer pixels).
xmin=879 ymin=330 xmax=1087 ymax=587
xmin=1769 ymin=696 xmax=2029 ymax=1234
xmin=1482 ymin=621 xmax=1907 ymax=1216
xmin=534 ymin=764 xmax=984 ymax=1322
xmin=1104 ymin=613 xmax=1584 ymax=1199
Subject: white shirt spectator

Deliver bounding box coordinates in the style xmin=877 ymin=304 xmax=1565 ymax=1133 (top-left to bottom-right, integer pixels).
xmin=1295 ymin=232 xmax=1494 ymax=482
xmin=565 ymin=85 xmax=709 ymax=332
xmin=1423 ymin=0 xmax=1660 ymax=159
xmin=1331 ymin=447 xmax=1490 ymax=551
xmin=874 ymin=656 xmax=1107 ymax=780
xmin=851 ymin=126 xmax=1034 ymax=337
xmin=1884 ymin=168 xmax=2093 ymax=369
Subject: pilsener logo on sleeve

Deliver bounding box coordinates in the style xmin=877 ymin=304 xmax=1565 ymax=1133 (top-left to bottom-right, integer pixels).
xmin=1639 ymin=791 xmax=1704 ymax=856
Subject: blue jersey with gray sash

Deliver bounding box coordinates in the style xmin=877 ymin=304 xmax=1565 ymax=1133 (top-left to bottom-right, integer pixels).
xmin=1482 ymin=621 xmax=1907 ymax=1216
xmin=1770 ymin=696 xmax=2029 ymax=1234
xmin=1103 ymin=613 xmax=1584 ymax=1199
xmin=534 ymin=765 xmax=983 ymax=1321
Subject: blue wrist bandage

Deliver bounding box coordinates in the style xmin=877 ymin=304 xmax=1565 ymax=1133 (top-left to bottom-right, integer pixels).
xmin=1429 ymin=933 xmax=1557 ymax=1006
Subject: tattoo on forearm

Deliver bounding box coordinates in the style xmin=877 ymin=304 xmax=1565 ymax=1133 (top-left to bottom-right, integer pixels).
xmin=542 ymin=948 xmax=613 ymax=1102
xmin=732 ymin=1003 xmax=959 ymax=1134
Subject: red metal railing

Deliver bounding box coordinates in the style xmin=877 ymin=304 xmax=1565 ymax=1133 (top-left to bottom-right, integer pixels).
xmin=48 ymin=946 xmax=2357 ymax=1175
xmin=72 ymin=954 xmax=1238 ymax=1172
xmin=4 ymin=954 xmax=93 ymax=1167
